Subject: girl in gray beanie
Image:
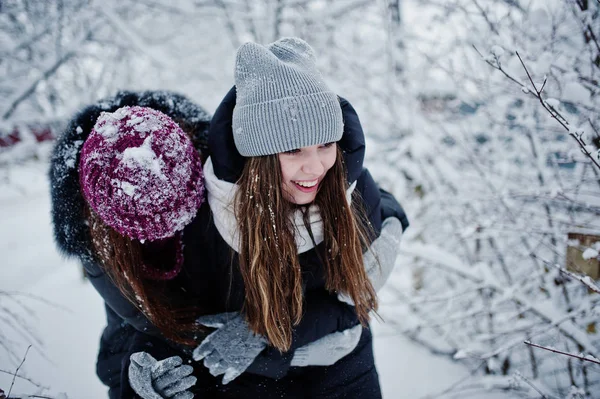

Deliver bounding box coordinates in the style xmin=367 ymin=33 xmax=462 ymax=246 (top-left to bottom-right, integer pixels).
xmin=192 ymin=37 xmax=408 ymax=398
xmin=129 ymin=37 xmax=409 ymax=399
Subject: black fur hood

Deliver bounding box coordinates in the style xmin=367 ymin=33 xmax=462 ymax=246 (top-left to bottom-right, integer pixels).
xmin=49 ymin=90 xmax=211 ymax=263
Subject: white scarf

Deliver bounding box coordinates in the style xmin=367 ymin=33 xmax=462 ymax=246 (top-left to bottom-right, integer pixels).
xmin=203 ymin=157 xmax=356 ymax=254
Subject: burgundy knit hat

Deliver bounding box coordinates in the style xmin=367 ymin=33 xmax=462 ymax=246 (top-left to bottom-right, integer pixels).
xmin=79 ymin=106 xmax=204 ymax=242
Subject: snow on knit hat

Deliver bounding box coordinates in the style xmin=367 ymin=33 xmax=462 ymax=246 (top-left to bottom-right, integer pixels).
xmin=232 ymin=37 xmax=344 ymax=157
xmin=79 ymin=106 xmax=204 ymax=242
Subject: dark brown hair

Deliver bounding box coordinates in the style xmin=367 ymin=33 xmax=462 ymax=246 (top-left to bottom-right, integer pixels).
xmin=234 ymin=145 xmax=377 ymax=351
xmin=86 ymin=207 xmax=204 ymax=345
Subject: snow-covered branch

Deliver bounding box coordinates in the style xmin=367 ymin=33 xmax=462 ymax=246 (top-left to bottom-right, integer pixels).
xmin=524 ymin=341 xmax=600 ymax=366
xmin=473 ymin=45 xmax=600 ymax=170
xmin=528 ymin=253 xmax=600 ymax=295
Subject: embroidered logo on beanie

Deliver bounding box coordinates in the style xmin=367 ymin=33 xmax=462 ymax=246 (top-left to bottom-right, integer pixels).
xmin=232 ymin=37 xmax=344 ymax=157
xmin=79 ymin=106 xmax=204 ymax=242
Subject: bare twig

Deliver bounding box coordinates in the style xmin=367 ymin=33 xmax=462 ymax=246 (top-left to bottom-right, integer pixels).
xmin=525 ymin=341 xmax=600 ymax=365
xmin=7 ymin=345 xmax=31 ymax=398
xmin=0 ymin=368 xmax=43 ymax=387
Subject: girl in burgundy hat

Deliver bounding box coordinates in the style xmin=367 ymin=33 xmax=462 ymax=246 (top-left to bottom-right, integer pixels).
xmin=50 ymin=91 xmax=218 ymax=398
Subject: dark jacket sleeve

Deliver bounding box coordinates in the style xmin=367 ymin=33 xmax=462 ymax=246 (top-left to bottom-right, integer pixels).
xmin=96 ymin=306 xmax=138 ymax=398
xmin=357 ymin=167 xmax=409 ymax=233
xmin=354 ymin=168 xmax=383 ymax=235
xmin=82 ymin=259 xmax=159 ymax=337
xmin=380 ymin=188 xmax=409 ymax=231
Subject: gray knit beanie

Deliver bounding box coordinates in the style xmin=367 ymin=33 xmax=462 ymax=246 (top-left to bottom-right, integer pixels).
xmin=232 ymin=37 xmax=344 ymax=157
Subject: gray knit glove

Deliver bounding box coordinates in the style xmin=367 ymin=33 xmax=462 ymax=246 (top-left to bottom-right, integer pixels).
xmin=193 ymin=312 xmax=268 ymax=384
xmin=291 ymin=324 xmax=363 ymax=367
xmin=128 ymin=352 xmax=196 ymax=399
xmin=339 ymin=216 xmax=403 ymax=305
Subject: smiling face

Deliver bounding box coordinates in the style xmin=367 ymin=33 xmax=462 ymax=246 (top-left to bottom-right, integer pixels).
xmin=277 ymin=143 xmax=337 ymax=204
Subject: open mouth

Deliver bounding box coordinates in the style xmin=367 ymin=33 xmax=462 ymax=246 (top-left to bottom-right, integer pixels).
xmin=293 ymin=179 xmax=319 ymax=193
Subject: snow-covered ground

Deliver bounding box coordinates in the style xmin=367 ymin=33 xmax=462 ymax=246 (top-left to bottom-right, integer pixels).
xmin=0 ymin=158 xmax=473 ymax=398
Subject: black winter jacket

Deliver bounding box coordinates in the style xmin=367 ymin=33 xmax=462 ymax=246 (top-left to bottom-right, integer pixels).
xmin=178 ymin=87 xmax=409 ymax=378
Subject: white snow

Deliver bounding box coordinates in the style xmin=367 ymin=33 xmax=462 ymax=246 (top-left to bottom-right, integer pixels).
xmin=490 ymin=45 xmax=505 ymax=58
xmin=545 ymin=98 xmax=560 ymax=108
xmin=120 ymin=180 xmax=137 ymax=197
xmin=121 ymin=135 xmax=166 ymax=180
xmin=582 ymin=247 xmax=599 ymax=260
xmin=94 ymin=113 xmax=120 ymax=140
xmin=562 ymin=81 xmax=591 ymax=105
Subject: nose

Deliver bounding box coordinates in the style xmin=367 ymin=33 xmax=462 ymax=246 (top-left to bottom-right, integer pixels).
xmin=301 ymin=151 xmax=324 ymax=176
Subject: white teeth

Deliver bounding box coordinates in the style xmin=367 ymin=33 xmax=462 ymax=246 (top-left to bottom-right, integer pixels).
xmin=295 ymin=180 xmax=318 ymax=188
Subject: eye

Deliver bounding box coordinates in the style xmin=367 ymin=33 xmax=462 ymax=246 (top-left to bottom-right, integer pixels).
xmin=283 ymin=148 xmax=300 ymax=155
xmin=320 ymin=142 xmax=335 ymax=149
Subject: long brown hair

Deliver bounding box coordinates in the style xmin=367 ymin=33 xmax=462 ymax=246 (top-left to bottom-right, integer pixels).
xmin=86 ymin=207 xmax=203 ymax=345
xmin=235 ymin=145 xmax=378 ymax=351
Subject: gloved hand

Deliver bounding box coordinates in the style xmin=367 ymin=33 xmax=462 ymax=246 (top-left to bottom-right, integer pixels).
xmin=291 ymin=324 xmax=363 ymax=367
xmin=129 ymin=352 xmax=196 ymax=399
xmin=339 ymin=216 xmax=403 ymax=305
xmin=193 ymin=312 xmax=268 ymax=384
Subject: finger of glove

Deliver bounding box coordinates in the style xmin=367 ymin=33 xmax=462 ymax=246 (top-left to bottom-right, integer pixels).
xmin=204 ymin=354 xmax=230 ymax=377
xmin=154 ymin=365 xmax=194 ymax=391
xmin=130 ymin=351 xmax=158 ymax=368
xmin=161 ymin=375 xmax=197 ymax=397
xmin=209 ymin=361 xmax=230 ymax=377
xmin=222 ymin=367 xmax=243 ymax=385
xmin=196 ymin=311 xmax=239 ymax=328
xmin=128 ymin=358 xmax=163 ymax=399
xmin=192 ymin=339 xmax=215 ymax=361
xmin=172 ymin=392 xmax=194 ymax=399
xmin=151 ymin=356 xmax=183 ymax=380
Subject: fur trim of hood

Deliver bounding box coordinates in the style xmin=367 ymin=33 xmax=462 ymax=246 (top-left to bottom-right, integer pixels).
xmin=49 ymin=90 xmax=211 ymax=262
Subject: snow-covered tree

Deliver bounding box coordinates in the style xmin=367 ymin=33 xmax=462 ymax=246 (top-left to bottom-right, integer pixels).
xmin=378 ymin=0 xmax=600 ymax=397
xmin=2 ymin=0 xmax=598 ymax=397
